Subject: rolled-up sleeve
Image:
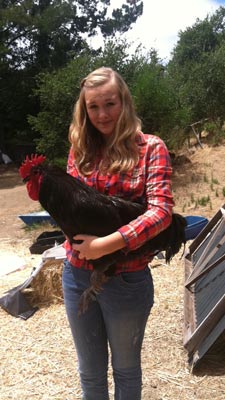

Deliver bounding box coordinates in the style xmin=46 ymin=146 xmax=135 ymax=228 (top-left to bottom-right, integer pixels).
xmin=118 ymin=135 xmax=174 ymax=252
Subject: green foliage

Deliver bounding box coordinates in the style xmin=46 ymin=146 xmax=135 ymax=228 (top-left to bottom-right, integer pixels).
xmin=53 ymin=157 xmax=67 ymax=169
xmin=130 ymin=50 xmax=179 ymax=147
xmin=28 ymin=40 xmax=148 ymax=158
xmin=29 ymin=43 xmax=180 ymax=157
xmin=28 ymin=54 xmax=95 ymax=159
xmin=198 ymin=195 xmax=210 ymax=206
xmin=1 ymin=3 xmax=225 ymax=157
xmin=212 ymin=178 xmax=219 ymax=185
xmin=168 ymin=7 xmax=225 ymax=126
xmin=0 ymin=0 xmax=143 ymax=70
xmin=203 ymin=120 xmax=225 ymax=145
xmin=0 ymin=0 xmax=143 ymax=153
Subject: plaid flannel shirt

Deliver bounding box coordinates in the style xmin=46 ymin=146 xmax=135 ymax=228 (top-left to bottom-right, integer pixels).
xmin=64 ymin=132 xmax=174 ymax=273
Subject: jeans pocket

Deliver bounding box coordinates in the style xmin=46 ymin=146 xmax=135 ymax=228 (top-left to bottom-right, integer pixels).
xmin=119 ymin=267 xmax=150 ymax=287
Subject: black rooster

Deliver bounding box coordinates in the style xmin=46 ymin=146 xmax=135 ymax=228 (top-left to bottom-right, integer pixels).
xmin=19 ymin=155 xmax=186 ymax=314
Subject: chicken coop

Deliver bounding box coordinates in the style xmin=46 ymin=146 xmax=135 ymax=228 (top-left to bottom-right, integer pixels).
xmin=184 ymin=204 xmax=225 ymax=373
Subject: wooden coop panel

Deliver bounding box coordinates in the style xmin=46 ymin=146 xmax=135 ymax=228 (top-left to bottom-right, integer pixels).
xmin=184 ymin=205 xmax=225 ymax=370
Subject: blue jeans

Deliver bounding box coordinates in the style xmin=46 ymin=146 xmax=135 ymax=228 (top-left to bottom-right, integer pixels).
xmin=62 ymin=260 xmax=154 ymax=400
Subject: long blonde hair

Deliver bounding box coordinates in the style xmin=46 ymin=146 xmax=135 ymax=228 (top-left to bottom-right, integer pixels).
xmin=69 ymin=67 xmax=141 ymax=175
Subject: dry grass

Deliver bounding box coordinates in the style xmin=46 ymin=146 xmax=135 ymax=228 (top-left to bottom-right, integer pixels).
xmin=28 ymin=259 xmax=64 ymax=306
xmin=1 ymin=247 xmax=225 ymax=400
xmin=1 ymin=144 xmax=225 ymax=399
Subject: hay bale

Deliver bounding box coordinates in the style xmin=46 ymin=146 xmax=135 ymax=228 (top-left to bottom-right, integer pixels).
xmin=28 ymin=259 xmax=64 ymax=306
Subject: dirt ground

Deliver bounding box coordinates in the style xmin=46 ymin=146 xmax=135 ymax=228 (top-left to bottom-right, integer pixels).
xmin=0 ymin=143 xmax=225 ymax=399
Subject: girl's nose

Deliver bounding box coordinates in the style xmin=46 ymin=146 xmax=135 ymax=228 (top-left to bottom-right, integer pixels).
xmin=98 ymin=106 xmax=108 ymax=118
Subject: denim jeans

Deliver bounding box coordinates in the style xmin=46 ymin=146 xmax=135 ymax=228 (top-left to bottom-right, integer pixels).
xmin=62 ymin=260 xmax=154 ymax=400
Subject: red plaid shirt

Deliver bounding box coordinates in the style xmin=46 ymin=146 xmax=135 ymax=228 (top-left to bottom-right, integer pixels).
xmin=64 ymin=132 xmax=174 ymax=273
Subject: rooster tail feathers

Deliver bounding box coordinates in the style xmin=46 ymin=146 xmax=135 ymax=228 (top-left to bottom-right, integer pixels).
xmin=19 ymin=154 xmax=46 ymax=180
xmin=165 ymin=213 xmax=187 ymax=263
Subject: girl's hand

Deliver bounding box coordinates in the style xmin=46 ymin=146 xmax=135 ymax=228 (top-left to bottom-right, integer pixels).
xmin=72 ymin=234 xmax=104 ymax=260
xmin=72 ymin=231 xmax=126 ymax=260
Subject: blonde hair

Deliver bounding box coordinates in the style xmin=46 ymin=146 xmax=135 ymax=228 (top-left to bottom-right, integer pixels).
xmin=69 ymin=67 xmax=141 ymax=175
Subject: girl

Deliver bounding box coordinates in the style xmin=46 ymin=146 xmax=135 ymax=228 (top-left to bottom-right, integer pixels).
xmin=62 ymin=67 xmax=174 ymax=400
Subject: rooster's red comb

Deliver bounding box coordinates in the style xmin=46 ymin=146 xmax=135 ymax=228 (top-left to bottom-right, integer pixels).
xmin=19 ymin=154 xmax=46 ymax=180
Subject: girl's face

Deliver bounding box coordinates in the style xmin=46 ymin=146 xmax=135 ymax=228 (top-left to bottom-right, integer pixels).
xmin=84 ymin=80 xmax=122 ymax=137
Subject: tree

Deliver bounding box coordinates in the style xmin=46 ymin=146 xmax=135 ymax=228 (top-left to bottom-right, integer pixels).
xmin=168 ymin=7 xmax=225 ymax=124
xmin=131 ymin=49 xmax=178 ymax=143
xmin=28 ymin=54 xmax=94 ymax=159
xmin=28 ymin=40 xmax=143 ymax=158
xmin=0 ymin=0 xmax=143 ymax=70
xmin=0 ymin=0 xmax=143 ymax=152
xmin=28 ymin=43 xmax=180 ymax=158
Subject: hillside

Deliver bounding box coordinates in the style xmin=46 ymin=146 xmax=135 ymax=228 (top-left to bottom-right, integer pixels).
xmin=172 ymin=143 xmax=225 ymax=218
